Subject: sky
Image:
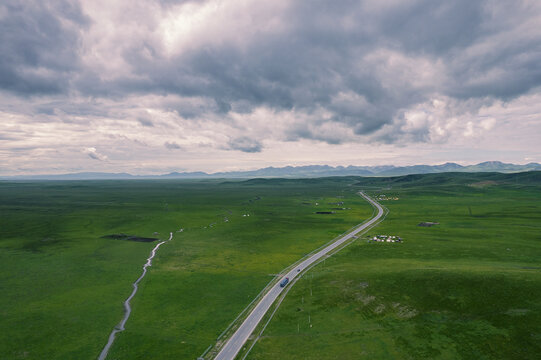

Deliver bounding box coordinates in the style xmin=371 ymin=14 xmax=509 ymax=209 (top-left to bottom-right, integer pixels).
xmin=1 ymin=0 xmax=541 ymax=175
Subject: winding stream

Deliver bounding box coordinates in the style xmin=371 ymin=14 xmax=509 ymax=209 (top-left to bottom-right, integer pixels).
xmin=98 ymin=232 xmax=173 ymax=360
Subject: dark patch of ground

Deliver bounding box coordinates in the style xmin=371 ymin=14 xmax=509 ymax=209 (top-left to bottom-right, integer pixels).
xmin=102 ymin=234 xmax=159 ymax=242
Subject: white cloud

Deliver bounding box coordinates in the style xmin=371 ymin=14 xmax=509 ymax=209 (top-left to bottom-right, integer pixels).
xmin=157 ymin=0 xmax=290 ymax=56
xmin=83 ymin=147 xmax=108 ymax=161
xmin=1 ymin=0 xmax=541 ymax=175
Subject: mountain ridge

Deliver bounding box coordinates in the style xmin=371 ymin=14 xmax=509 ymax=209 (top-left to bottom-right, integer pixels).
xmin=2 ymin=161 xmax=541 ymax=180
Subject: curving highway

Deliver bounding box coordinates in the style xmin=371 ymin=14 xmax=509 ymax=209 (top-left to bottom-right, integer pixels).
xmin=214 ymin=192 xmax=384 ymax=360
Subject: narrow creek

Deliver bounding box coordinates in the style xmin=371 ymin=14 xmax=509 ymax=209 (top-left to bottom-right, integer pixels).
xmin=98 ymin=232 xmax=173 ymax=360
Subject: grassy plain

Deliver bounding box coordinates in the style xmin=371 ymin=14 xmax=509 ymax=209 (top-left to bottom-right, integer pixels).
xmin=247 ymin=172 xmax=541 ymax=359
xmin=0 ymin=178 xmax=373 ymax=359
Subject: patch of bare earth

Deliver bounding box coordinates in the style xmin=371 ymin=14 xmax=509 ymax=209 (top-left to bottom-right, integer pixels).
xmin=469 ymin=180 xmax=499 ymax=188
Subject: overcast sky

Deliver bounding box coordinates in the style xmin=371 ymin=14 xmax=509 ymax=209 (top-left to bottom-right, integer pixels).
xmin=1 ymin=0 xmax=540 ymax=175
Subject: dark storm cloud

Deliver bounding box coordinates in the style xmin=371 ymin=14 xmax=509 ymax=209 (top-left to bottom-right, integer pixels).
xmin=227 ymin=137 xmax=263 ymax=153
xmin=0 ymin=134 xmax=20 ymax=141
xmin=118 ymin=0 xmax=541 ymax=141
xmin=87 ymin=152 xmax=100 ymax=160
xmin=83 ymin=147 xmax=107 ymax=161
xmin=138 ymin=117 xmax=154 ymax=127
xmin=378 ymin=1 xmax=485 ymax=54
xmin=164 ymin=141 xmax=181 ymax=150
xmin=0 ymin=0 xmax=89 ymax=95
xmin=2 ymin=0 xmax=541 ymax=145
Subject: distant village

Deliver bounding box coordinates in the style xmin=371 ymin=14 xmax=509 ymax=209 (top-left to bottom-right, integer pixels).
xmin=368 ymin=235 xmax=403 ymax=243
xmin=376 ymin=194 xmax=399 ymax=201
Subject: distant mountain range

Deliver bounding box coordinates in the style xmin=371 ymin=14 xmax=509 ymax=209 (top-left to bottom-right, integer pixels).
xmin=2 ymin=161 xmax=541 ymax=180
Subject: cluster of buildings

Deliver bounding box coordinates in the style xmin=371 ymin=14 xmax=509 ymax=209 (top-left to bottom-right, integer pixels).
xmin=376 ymin=194 xmax=399 ymax=201
xmin=369 ymin=235 xmax=402 ymax=243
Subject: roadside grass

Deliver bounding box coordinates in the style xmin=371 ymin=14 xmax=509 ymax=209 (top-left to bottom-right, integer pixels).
xmin=0 ymin=178 xmax=372 ymax=359
xmin=105 ymin=180 xmax=374 ymax=359
xmin=247 ymin=180 xmax=541 ymax=359
xmin=3 ymin=173 xmax=539 ymax=360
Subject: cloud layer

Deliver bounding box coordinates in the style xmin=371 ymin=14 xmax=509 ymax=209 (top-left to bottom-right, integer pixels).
xmin=1 ymin=0 xmax=540 ymax=174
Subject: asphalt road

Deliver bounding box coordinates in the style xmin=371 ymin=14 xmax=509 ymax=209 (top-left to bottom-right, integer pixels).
xmin=214 ymin=192 xmax=384 ymax=360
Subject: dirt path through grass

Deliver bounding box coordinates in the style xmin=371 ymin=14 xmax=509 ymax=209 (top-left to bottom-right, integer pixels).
xmin=98 ymin=232 xmax=173 ymax=360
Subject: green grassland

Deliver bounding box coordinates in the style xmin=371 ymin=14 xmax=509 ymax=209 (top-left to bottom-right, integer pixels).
xmin=247 ymin=172 xmax=541 ymax=359
xmin=2 ymin=172 xmax=540 ymax=360
xmin=0 ymin=178 xmax=373 ymax=359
